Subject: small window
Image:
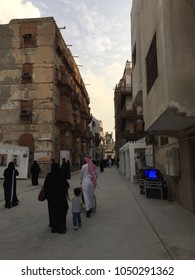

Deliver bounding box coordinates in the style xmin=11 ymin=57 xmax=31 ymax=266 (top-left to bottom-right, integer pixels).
xmin=20 ymin=100 xmax=32 ymax=124
xmin=23 ymin=34 xmax=32 ymax=42
xmin=132 ymin=44 xmax=136 ymax=68
xmin=160 ymin=137 xmax=169 ymax=146
xmin=146 ymin=33 xmax=158 ymax=94
xmin=21 ymin=63 xmax=33 ymax=84
xmin=20 ymin=22 xmax=37 ymax=48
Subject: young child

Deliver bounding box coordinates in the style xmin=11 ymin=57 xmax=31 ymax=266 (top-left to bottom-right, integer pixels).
xmin=72 ymin=187 xmax=82 ymax=230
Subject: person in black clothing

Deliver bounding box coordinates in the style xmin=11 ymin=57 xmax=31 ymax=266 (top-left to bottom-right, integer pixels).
xmin=30 ymin=160 xmax=40 ymax=186
xmin=3 ymin=161 xmax=19 ymax=208
xmin=60 ymin=158 xmax=68 ymax=180
xmin=44 ymin=162 xmax=69 ymax=234
xmin=99 ymin=159 xmax=104 ymax=172
xmin=66 ymin=160 xmax=71 ymax=179
xmin=61 ymin=158 xmax=71 ymax=180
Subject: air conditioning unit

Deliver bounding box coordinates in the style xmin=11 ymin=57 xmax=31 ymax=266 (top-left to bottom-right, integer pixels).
xmin=20 ymin=109 xmax=31 ymax=116
xmin=22 ymin=73 xmax=32 ymax=78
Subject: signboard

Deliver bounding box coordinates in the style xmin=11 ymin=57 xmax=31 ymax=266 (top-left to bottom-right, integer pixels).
xmin=34 ymin=152 xmax=52 ymax=163
xmin=60 ymin=150 xmax=71 ymax=165
xmin=0 ymin=144 xmax=29 ymax=179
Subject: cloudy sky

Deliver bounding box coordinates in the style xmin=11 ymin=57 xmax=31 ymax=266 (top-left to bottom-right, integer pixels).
xmin=0 ymin=0 xmax=133 ymax=138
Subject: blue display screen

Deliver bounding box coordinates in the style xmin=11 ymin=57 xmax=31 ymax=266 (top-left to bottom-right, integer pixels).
xmin=144 ymin=169 xmax=158 ymax=180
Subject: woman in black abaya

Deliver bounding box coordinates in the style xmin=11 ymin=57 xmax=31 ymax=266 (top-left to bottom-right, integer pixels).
xmin=3 ymin=161 xmax=19 ymax=208
xmin=30 ymin=160 xmax=40 ymax=186
xmin=44 ymin=162 xmax=69 ymax=234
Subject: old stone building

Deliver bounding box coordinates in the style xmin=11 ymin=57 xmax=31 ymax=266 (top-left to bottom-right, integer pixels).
xmin=131 ymin=0 xmax=195 ymax=212
xmin=0 ymin=17 xmax=92 ymax=174
xmin=89 ymin=117 xmax=104 ymax=162
xmin=104 ymin=132 xmax=115 ymax=161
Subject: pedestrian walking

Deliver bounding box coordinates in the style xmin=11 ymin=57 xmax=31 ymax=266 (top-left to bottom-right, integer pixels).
xmin=30 ymin=160 xmax=40 ymax=186
xmin=44 ymin=162 xmax=69 ymax=234
xmin=99 ymin=159 xmax=104 ymax=172
xmin=72 ymin=187 xmax=82 ymax=230
xmin=80 ymin=156 xmax=97 ymax=218
xmin=61 ymin=158 xmax=71 ymax=180
xmin=3 ymin=161 xmax=19 ymax=208
xmin=66 ymin=160 xmax=71 ymax=179
xmin=60 ymin=158 xmax=67 ymax=180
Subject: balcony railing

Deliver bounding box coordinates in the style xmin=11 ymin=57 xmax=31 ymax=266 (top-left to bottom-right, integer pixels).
xmin=118 ymin=109 xmax=137 ymax=120
xmin=122 ymin=130 xmax=146 ymax=142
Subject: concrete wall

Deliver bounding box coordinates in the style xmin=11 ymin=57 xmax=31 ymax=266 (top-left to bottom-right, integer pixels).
xmin=131 ymin=0 xmax=195 ymax=130
xmin=179 ymin=139 xmax=195 ymax=213
xmin=131 ymin=0 xmax=195 ymax=213
xmin=119 ymin=140 xmax=146 ymax=183
xmin=131 ymin=0 xmax=142 ymax=103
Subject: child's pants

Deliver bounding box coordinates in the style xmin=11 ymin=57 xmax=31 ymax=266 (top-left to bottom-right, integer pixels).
xmin=73 ymin=212 xmax=81 ymax=226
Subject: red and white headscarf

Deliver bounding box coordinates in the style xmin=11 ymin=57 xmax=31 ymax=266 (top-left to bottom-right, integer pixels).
xmin=84 ymin=156 xmax=97 ymax=187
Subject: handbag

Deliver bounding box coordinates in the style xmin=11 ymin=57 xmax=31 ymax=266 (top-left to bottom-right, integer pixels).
xmin=38 ymin=186 xmax=46 ymax=201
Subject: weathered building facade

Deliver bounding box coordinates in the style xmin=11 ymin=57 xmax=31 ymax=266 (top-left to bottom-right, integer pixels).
xmin=89 ymin=117 xmax=104 ymax=162
xmin=104 ymin=132 xmax=115 ymax=160
xmin=0 ymin=17 xmax=92 ymax=174
xmin=131 ymin=0 xmax=195 ymax=212
xmin=114 ymin=60 xmax=145 ymax=159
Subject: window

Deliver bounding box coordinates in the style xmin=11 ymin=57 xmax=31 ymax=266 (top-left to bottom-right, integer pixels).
xmin=146 ymin=33 xmax=158 ymax=94
xmin=132 ymin=44 xmax=136 ymax=68
xmin=21 ymin=63 xmax=33 ymax=84
xmin=20 ymin=100 xmax=32 ymax=124
xmin=160 ymin=137 xmax=169 ymax=146
xmin=20 ymin=22 xmax=37 ymax=48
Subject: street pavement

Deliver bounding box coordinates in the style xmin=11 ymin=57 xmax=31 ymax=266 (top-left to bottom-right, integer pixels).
xmin=0 ymin=167 xmax=195 ymax=260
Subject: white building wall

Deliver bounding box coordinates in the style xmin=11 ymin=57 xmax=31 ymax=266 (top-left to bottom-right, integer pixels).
xmin=119 ymin=140 xmax=147 ymax=183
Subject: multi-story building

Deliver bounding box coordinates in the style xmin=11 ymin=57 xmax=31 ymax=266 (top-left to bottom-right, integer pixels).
xmin=114 ymin=60 xmax=145 ymax=159
xmin=131 ymin=0 xmax=195 ymax=212
xmin=89 ymin=116 xmax=104 ymax=163
xmin=104 ymin=132 xmax=115 ymax=160
xmin=99 ymin=120 xmax=105 ymax=160
xmin=0 ymin=17 xmax=92 ymax=174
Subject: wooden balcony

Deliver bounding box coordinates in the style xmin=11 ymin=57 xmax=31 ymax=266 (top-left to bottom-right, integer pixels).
xmin=72 ymin=92 xmax=81 ymax=110
xmin=55 ymin=110 xmax=74 ymax=127
xmin=72 ymin=123 xmax=82 ymax=137
xmin=115 ymin=84 xmax=132 ymax=95
xmin=80 ymin=105 xmax=91 ymax=119
xmin=55 ymin=67 xmax=74 ymax=95
xmin=118 ymin=109 xmax=137 ymax=121
xmin=122 ymin=130 xmax=146 ymax=142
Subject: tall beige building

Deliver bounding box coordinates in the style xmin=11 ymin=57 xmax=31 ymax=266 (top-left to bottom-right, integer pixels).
xmin=131 ymin=0 xmax=195 ymax=212
xmin=0 ymin=17 xmax=92 ymax=174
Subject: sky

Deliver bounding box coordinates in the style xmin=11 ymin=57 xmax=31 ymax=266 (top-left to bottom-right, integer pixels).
xmin=0 ymin=0 xmax=133 ymax=139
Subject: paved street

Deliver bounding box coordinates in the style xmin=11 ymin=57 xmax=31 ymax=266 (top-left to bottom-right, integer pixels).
xmin=0 ymin=167 xmax=195 ymax=260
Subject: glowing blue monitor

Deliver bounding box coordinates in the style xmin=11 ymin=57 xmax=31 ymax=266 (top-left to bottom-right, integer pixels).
xmin=144 ymin=169 xmax=159 ymax=180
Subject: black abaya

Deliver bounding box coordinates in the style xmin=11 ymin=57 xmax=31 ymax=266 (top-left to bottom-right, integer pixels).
xmin=44 ymin=163 xmax=69 ymax=234
xmin=3 ymin=162 xmax=19 ymax=208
